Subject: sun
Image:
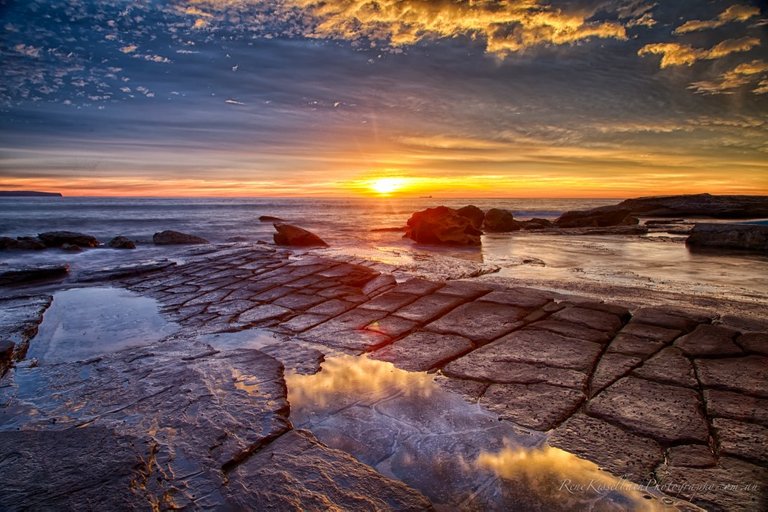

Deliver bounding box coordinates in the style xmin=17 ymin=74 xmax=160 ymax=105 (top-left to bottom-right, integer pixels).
xmin=370 ymin=177 xmax=406 ymax=195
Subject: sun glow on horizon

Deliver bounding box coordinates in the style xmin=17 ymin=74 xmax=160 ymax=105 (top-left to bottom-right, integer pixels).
xmin=370 ymin=177 xmax=408 ymax=196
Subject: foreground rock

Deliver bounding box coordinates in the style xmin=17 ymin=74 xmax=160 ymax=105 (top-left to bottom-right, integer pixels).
xmin=686 ymin=223 xmax=768 ymax=252
xmin=0 ymin=295 xmax=51 ymax=374
xmin=555 ymin=208 xmax=638 ymax=228
xmin=0 ymin=265 xmax=69 ymax=286
xmin=38 ymin=230 xmax=99 ymax=248
xmin=405 ymin=206 xmax=481 ymax=245
xmin=273 ymin=223 xmax=328 ymax=247
xmin=456 ymin=205 xmax=484 ymax=230
xmin=152 ymin=230 xmax=209 ymax=245
xmin=483 ymin=208 xmax=521 ymax=232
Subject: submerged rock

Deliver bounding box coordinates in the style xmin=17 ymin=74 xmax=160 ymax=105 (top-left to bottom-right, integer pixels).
xmin=259 ymin=215 xmax=283 ymax=222
xmin=108 ymin=236 xmax=136 ymax=249
xmin=153 ymin=230 xmax=209 ymax=245
xmin=483 ymin=208 xmax=521 ymax=232
xmin=686 ymin=223 xmax=768 ymax=252
xmin=273 ymin=223 xmax=328 ymax=247
xmin=405 ymin=206 xmax=481 ymax=246
xmin=0 ymin=265 xmax=69 ymax=286
xmin=0 ymin=237 xmax=46 ymax=251
xmin=38 ymin=231 xmax=99 ymax=248
xmin=555 ymin=208 xmax=638 ymax=228
xmin=456 ymin=205 xmax=485 ymax=230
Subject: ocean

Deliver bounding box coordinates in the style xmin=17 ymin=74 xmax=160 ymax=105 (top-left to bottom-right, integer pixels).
xmin=2 ymin=196 xmax=768 ymax=309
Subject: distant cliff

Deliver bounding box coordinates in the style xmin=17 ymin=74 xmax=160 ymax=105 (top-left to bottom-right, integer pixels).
xmin=0 ymin=191 xmax=62 ymax=197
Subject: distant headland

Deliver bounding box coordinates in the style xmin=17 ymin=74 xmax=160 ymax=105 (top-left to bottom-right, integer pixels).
xmin=0 ymin=191 xmax=62 ymax=197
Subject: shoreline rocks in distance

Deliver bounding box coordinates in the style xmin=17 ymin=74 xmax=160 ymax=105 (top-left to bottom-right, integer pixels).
xmin=0 ymin=190 xmax=62 ymax=197
xmin=273 ymin=223 xmax=328 ymax=247
xmin=259 ymin=215 xmax=284 ymax=222
xmin=108 ymin=236 xmax=136 ymax=249
xmin=686 ymin=223 xmax=768 ymax=253
xmin=555 ymin=208 xmax=639 ymax=229
xmin=0 ymin=237 xmax=46 ymax=251
xmin=405 ymin=206 xmax=482 ymax=246
xmin=578 ymin=194 xmax=768 ymax=219
xmin=153 ymin=230 xmax=209 ymax=245
xmin=38 ymin=231 xmax=100 ymax=248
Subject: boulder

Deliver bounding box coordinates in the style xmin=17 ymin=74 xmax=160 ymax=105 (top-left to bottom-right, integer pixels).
xmin=38 ymin=231 xmax=99 ymax=248
xmin=404 ymin=206 xmax=481 ymax=246
xmin=108 ymin=236 xmax=136 ymax=249
xmin=259 ymin=215 xmax=283 ymax=222
xmin=520 ymin=218 xmax=552 ymax=230
xmin=555 ymin=208 xmax=638 ymax=228
xmin=686 ymin=223 xmax=768 ymax=252
xmin=0 ymin=237 xmax=46 ymax=250
xmin=483 ymin=208 xmax=521 ymax=232
xmin=273 ymin=223 xmax=328 ymax=247
xmin=60 ymin=243 xmax=82 ymax=252
xmin=153 ymin=230 xmax=209 ymax=245
xmin=456 ymin=205 xmax=485 ymax=230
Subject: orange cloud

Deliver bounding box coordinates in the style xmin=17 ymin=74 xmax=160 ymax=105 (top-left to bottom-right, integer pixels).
xmin=638 ymin=36 xmax=760 ymax=68
xmin=689 ymin=59 xmax=768 ymax=94
xmin=674 ymin=4 xmax=760 ymax=34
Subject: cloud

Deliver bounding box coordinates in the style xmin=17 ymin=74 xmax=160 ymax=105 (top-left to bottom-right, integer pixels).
xmin=754 ymin=79 xmax=768 ymax=95
xmin=288 ymin=0 xmax=627 ymax=56
xmin=688 ymin=59 xmax=768 ymax=94
xmin=638 ymin=36 xmax=760 ymax=68
xmin=674 ymin=4 xmax=760 ymax=34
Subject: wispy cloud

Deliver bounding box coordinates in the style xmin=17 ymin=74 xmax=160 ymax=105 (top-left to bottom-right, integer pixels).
xmin=674 ymin=4 xmax=760 ymax=34
xmin=638 ymin=36 xmax=760 ymax=68
xmin=689 ymin=59 xmax=768 ymax=94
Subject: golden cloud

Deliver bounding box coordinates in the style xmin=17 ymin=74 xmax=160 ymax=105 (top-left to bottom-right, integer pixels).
xmin=288 ymin=0 xmax=627 ymax=55
xmin=689 ymin=59 xmax=768 ymax=94
xmin=674 ymin=4 xmax=760 ymax=34
xmin=638 ymin=36 xmax=760 ymax=68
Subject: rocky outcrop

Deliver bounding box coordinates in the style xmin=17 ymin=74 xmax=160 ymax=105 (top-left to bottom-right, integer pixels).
xmin=152 ymin=230 xmax=209 ymax=245
xmin=405 ymin=206 xmax=481 ymax=246
xmin=0 ymin=265 xmax=69 ymax=286
xmin=520 ymin=218 xmax=552 ymax=230
xmin=0 ymin=236 xmax=46 ymax=250
xmin=108 ymin=236 xmax=136 ymax=249
xmin=259 ymin=215 xmax=283 ymax=222
xmin=38 ymin=231 xmax=99 ymax=248
xmin=273 ymin=223 xmax=328 ymax=247
xmin=686 ymin=223 xmax=768 ymax=252
xmin=456 ymin=205 xmax=485 ymax=230
xmin=555 ymin=208 xmax=638 ymax=228
xmin=612 ymin=193 xmax=768 ymax=219
xmin=483 ymin=208 xmax=521 ymax=232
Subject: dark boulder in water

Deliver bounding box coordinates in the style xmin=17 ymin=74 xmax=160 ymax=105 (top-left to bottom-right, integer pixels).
xmin=456 ymin=205 xmax=485 ymax=230
xmin=153 ymin=230 xmax=209 ymax=245
xmin=38 ymin=231 xmax=99 ymax=248
xmin=273 ymin=223 xmax=328 ymax=247
xmin=686 ymin=223 xmax=768 ymax=252
xmin=108 ymin=236 xmax=136 ymax=249
xmin=555 ymin=208 xmax=638 ymax=228
xmin=520 ymin=218 xmax=553 ymax=230
xmin=0 ymin=236 xmax=46 ymax=250
xmin=259 ymin=215 xmax=284 ymax=222
xmin=483 ymin=208 xmax=521 ymax=232
xmin=405 ymin=206 xmax=481 ymax=246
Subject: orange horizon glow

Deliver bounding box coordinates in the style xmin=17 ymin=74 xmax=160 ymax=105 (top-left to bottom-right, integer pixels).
xmin=2 ymin=175 xmax=767 ymax=199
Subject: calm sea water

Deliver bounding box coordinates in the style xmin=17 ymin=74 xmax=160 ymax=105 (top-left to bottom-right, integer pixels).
xmin=2 ymin=196 xmax=767 ymax=307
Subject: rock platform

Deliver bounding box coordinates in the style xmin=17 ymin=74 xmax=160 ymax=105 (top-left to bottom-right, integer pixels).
xmin=1 ymin=244 xmax=766 ymax=510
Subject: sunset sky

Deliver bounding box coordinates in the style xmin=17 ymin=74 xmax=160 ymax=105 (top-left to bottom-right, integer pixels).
xmin=1 ymin=0 xmax=767 ymax=197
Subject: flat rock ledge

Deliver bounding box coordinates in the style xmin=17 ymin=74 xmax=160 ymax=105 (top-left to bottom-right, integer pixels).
xmin=2 ymin=244 xmax=767 ymax=510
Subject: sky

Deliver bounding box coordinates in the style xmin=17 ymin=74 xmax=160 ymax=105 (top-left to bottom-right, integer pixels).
xmin=0 ymin=0 xmax=767 ymax=198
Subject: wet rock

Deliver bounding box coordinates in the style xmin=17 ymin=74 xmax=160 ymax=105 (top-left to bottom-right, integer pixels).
xmin=552 ymin=225 xmax=649 ymax=235
xmin=713 ymin=418 xmax=768 ymax=464
xmin=360 ymin=291 xmax=420 ymax=312
xmin=555 ymin=208 xmax=638 ymax=228
xmin=695 ymin=356 xmax=768 ymax=397
xmin=393 ymin=277 xmax=444 ymax=295
xmin=108 ymin=236 xmax=136 ymax=249
xmin=736 ymin=332 xmax=768 ymax=355
xmin=0 ymin=295 xmax=54 ymax=364
xmin=0 ymin=236 xmax=45 ymax=250
xmin=686 ymin=223 xmax=768 ymax=252
xmin=482 ymin=208 xmax=521 ymax=232
xmin=0 ymin=264 xmax=69 ymax=286
xmin=549 ymin=413 xmax=663 ymax=483
xmin=704 ymin=389 xmax=768 ymax=427
xmin=365 ymin=315 xmax=418 ymax=338
xmin=79 ymin=261 xmax=176 ymax=283
xmin=586 ymin=376 xmax=708 ymax=443
xmin=426 ymin=301 xmax=528 ymax=344
xmin=361 ymin=274 xmax=396 ymax=296
xmin=0 ymin=340 xmax=14 ymax=375
xmin=432 ymin=375 xmax=488 ymax=402
xmin=273 ymin=223 xmax=328 ymax=247
xmin=226 ymin=429 xmax=433 ymax=510
xmin=666 ymin=444 xmax=716 ymax=468
xmin=437 ymin=280 xmax=493 ymax=299
xmin=631 ymin=307 xmax=702 ymax=331
xmin=258 ymin=215 xmax=283 ymax=222
xmin=620 ymin=322 xmax=682 ymax=343
xmin=528 ymin=319 xmax=614 ymax=344
xmin=405 ymin=206 xmax=482 ymax=246
xmin=38 ymin=230 xmax=99 ymax=248
xmin=60 ymin=243 xmax=81 ymax=252
xmin=237 ymin=304 xmax=292 ymax=325
xmin=478 ymin=288 xmax=552 ymax=309
xmin=456 ymin=205 xmax=485 ymax=230
xmin=632 ymin=347 xmax=698 ymax=388
xmin=152 ymin=229 xmax=209 ymax=245
xmin=481 ymin=383 xmax=585 ymax=430
xmin=393 ymin=293 xmax=466 ymax=323
xmin=372 ymin=331 xmax=472 ymax=371
xmin=550 ymin=306 xmax=624 ymax=332
xmin=613 ymin=193 xmax=768 ymax=219
xmin=590 ymin=353 xmax=642 ymax=396
xmin=607 ymin=333 xmax=666 ymax=356
xmin=675 ymin=324 xmax=742 ymax=356
xmin=656 ymin=456 xmax=768 ymax=511
xmin=519 ymin=218 xmax=552 ymax=230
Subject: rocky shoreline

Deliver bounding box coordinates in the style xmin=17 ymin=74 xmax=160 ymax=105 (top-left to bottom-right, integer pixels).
xmin=1 ymin=243 xmax=766 ymax=510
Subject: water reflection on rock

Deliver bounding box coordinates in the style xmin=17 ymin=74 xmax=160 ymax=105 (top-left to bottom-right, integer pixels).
xmin=288 ymin=355 xmax=691 ymax=511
